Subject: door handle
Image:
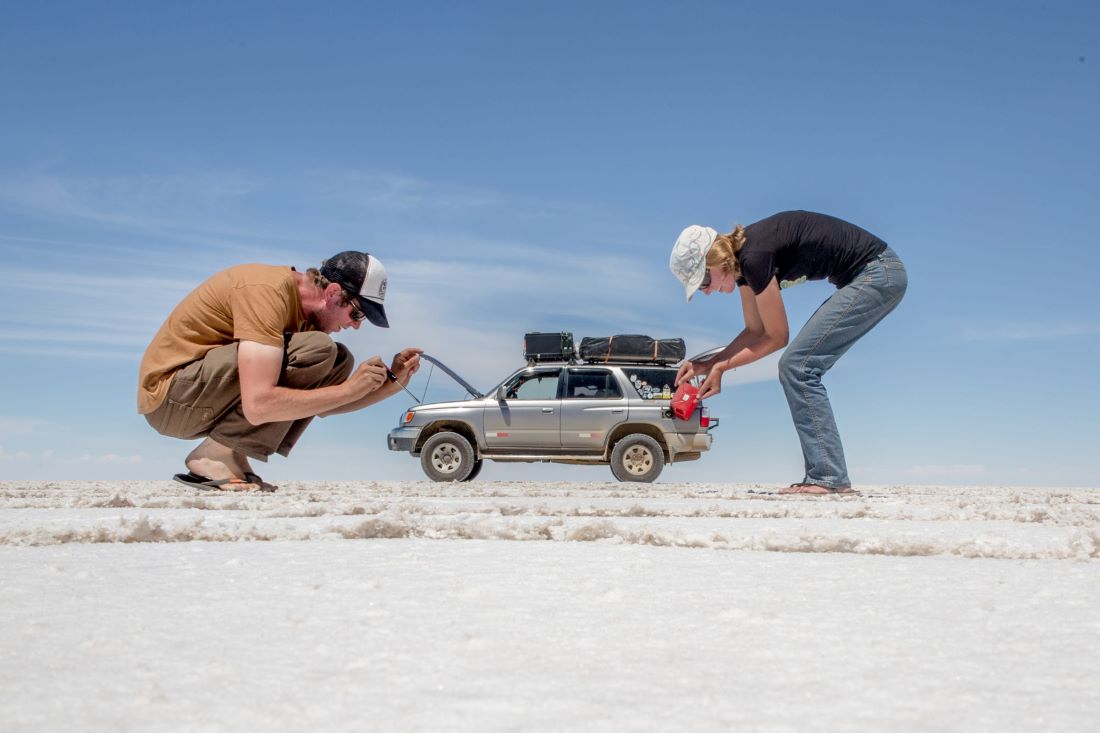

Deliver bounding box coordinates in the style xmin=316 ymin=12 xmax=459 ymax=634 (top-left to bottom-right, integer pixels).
xmin=541 ymin=407 xmax=554 ymax=413
xmin=611 ymin=409 xmax=624 ymax=414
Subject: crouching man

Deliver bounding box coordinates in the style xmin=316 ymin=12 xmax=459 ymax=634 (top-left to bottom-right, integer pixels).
xmin=137 ymin=251 xmax=421 ymax=492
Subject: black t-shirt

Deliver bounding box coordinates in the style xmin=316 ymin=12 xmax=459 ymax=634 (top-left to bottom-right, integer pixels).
xmin=736 ymin=211 xmax=888 ymax=294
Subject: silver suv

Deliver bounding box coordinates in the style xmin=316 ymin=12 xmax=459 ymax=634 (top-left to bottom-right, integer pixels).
xmin=387 ymin=358 xmax=718 ymax=482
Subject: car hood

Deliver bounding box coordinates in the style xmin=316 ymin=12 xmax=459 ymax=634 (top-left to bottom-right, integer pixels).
xmin=411 ymin=398 xmax=490 ymax=413
xmin=419 ymin=354 xmax=485 ymax=400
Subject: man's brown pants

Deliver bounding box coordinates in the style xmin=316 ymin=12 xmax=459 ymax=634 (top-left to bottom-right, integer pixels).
xmin=145 ymin=332 xmax=353 ymax=461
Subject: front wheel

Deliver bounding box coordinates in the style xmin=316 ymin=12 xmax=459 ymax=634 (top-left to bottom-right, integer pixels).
xmin=420 ymin=432 xmax=476 ymax=482
xmin=610 ymin=434 xmax=664 ymax=483
xmin=460 ymin=459 xmax=484 ymax=482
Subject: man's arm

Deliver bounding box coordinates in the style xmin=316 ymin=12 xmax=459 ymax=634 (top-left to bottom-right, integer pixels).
xmin=237 ymin=340 xmax=388 ymax=425
xmin=320 ymin=347 xmax=422 ymax=416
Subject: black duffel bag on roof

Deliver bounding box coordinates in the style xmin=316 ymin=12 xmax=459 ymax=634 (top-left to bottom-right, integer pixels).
xmin=579 ymin=335 xmax=686 ymax=364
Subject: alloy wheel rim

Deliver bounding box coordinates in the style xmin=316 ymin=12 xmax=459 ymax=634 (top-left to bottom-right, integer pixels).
xmin=431 ymin=444 xmax=462 ymax=474
xmin=623 ymin=445 xmax=653 ymax=475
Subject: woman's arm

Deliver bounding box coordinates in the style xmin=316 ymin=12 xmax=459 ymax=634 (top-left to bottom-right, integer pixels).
xmin=694 ymin=278 xmax=790 ymax=399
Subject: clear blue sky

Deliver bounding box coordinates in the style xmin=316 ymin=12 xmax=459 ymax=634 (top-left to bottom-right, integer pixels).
xmin=1 ymin=1 xmax=1097 ymax=486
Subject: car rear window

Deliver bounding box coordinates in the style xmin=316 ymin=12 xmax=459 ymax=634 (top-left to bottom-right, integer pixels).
xmin=621 ymin=367 xmax=677 ymax=399
xmin=565 ymin=369 xmax=623 ymax=399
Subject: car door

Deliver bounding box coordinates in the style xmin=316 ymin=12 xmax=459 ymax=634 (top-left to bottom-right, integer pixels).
xmin=559 ymin=368 xmax=626 ymax=451
xmin=483 ymin=367 xmax=562 ymax=450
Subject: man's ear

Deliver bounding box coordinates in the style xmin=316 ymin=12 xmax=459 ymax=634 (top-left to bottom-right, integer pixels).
xmin=324 ymin=283 xmax=343 ymax=303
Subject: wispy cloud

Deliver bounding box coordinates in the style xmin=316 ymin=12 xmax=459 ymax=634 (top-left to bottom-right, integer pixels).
xmin=0 ymin=166 xmax=711 ymax=381
xmin=311 ymin=170 xmax=510 ymax=212
xmin=73 ymin=453 xmax=144 ymax=465
xmin=0 ymin=418 xmax=53 ymax=439
xmin=342 ymin=244 xmax=780 ymax=396
xmin=0 ymin=446 xmax=31 ymax=460
xmin=958 ymin=322 xmax=1100 ymax=342
xmin=908 ymin=464 xmax=987 ymax=476
xmin=0 ymin=170 xmax=259 ymax=233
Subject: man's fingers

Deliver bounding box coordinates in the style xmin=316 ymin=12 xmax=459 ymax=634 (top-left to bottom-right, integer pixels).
xmin=359 ymin=363 xmax=388 ymax=383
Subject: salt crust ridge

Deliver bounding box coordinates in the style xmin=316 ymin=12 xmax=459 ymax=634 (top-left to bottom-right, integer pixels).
xmin=1 ymin=481 xmax=1097 ymax=560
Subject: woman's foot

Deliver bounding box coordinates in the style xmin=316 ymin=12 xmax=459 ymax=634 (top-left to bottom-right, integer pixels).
xmin=779 ymin=482 xmax=857 ymax=495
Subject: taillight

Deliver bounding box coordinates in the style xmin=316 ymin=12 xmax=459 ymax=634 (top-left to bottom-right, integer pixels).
xmin=700 ymin=407 xmax=710 ymax=428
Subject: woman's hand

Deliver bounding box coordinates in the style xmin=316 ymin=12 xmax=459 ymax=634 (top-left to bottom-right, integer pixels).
xmin=675 ymin=359 xmax=709 ymax=386
xmin=697 ymin=363 xmax=726 ymax=400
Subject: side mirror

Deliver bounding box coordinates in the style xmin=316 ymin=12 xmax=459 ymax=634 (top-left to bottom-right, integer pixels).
xmin=496 ymin=385 xmax=509 ymax=401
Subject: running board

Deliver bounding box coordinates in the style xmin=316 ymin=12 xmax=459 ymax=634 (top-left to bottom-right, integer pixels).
xmin=483 ymin=454 xmax=607 ymax=464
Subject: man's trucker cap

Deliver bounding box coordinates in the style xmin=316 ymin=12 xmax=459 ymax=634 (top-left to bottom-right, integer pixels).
xmin=321 ymin=251 xmax=389 ymax=328
xmin=669 ymin=225 xmax=718 ymax=302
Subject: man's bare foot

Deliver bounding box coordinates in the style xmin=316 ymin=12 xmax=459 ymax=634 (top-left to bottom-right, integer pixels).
xmin=779 ymin=483 xmax=857 ymax=495
xmin=183 ymin=439 xmax=260 ymax=490
xmin=235 ymin=452 xmax=277 ymax=491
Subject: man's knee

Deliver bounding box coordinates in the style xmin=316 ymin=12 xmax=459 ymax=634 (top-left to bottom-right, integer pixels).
xmin=288 ymin=331 xmax=335 ymax=362
xmin=333 ymin=342 xmax=353 ymax=380
xmin=285 ymin=332 xmax=353 ymax=386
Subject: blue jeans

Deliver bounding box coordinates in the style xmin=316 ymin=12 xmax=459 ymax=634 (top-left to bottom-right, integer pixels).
xmin=777 ymin=247 xmax=907 ymax=488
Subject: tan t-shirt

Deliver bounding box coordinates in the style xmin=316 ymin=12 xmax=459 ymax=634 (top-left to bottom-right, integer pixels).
xmin=137 ymin=264 xmax=310 ymax=414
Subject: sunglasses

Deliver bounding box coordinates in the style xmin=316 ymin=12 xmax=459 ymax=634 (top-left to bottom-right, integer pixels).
xmin=342 ymin=290 xmax=367 ymax=322
xmin=700 ymin=270 xmax=712 ymax=289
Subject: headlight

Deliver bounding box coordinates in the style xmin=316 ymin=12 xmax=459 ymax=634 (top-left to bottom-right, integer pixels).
xmin=403 ymin=411 xmax=416 ymax=425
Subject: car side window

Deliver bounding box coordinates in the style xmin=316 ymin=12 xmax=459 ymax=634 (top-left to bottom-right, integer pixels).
xmin=565 ymin=370 xmax=623 ymax=399
xmin=621 ymin=368 xmax=677 ymax=398
xmin=506 ymin=370 xmax=561 ymax=400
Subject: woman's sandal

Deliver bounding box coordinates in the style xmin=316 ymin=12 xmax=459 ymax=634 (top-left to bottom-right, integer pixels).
xmin=779 ymin=483 xmax=858 ymax=495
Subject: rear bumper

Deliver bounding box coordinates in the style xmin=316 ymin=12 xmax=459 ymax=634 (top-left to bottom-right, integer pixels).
xmin=387 ymin=427 xmax=421 ymax=453
xmin=663 ymin=431 xmax=713 ymax=457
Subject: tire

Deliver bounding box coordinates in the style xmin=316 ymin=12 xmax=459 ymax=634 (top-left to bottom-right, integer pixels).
xmin=460 ymin=459 xmax=484 ymax=482
xmin=420 ymin=432 xmax=476 ymax=482
xmin=610 ymin=434 xmax=664 ymax=483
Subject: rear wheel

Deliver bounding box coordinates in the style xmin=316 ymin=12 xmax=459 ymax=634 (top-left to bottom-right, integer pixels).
xmin=420 ymin=432 xmax=476 ymax=482
xmin=610 ymin=434 xmax=664 ymax=482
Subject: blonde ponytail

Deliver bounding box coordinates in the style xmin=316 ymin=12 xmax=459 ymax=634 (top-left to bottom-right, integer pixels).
xmin=707 ymin=225 xmax=746 ymax=279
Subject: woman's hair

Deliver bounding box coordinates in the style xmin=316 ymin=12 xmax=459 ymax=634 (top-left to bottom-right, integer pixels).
xmin=707 ymin=225 xmax=746 ymax=279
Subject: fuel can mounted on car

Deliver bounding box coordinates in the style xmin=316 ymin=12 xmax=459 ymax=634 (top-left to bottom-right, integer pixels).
xmin=524 ymin=332 xmax=576 ymax=364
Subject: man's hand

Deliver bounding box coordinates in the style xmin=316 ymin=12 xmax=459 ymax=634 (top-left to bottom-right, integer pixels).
xmin=346 ymin=357 xmax=389 ymax=398
xmin=390 ymin=347 xmax=423 ymax=384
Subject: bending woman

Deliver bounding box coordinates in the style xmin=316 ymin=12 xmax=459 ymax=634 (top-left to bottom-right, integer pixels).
xmin=669 ymin=210 xmax=907 ymax=494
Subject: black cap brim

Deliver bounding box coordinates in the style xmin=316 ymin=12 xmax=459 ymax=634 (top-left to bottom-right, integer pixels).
xmin=359 ymin=297 xmax=389 ymax=328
